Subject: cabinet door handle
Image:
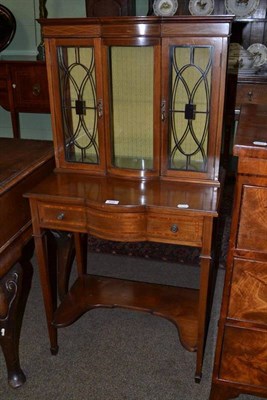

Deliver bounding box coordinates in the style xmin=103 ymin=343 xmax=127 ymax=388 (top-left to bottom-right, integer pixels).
xmin=32 ymin=83 xmax=41 ymax=96
xmin=56 ymin=212 xmax=65 ymax=220
xmin=170 ymin=224 xmax=179 ymax=233
xmin=12 ymin=83 xmax=16 ymax=89
xmin=97 ymin=99 xmax=103 ymax=118
xmin=161 ymin=100 xmax=166 ymax=121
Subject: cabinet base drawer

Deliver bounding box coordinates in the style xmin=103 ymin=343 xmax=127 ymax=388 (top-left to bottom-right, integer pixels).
xmin=228 ymin=258 xmax=267 ymax=324
xmin=38 ymin=203 xmax=87 ymax=232
xmin=219 ymin=325 xmax=267 ymax=388
xmin=237 ymin=185 xmax=267 ymax=252
xmin=147 ymin=212 xmax=203 ymax=246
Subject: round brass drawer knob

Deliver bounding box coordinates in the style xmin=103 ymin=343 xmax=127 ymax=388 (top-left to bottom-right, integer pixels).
xmin=170 ymin=224 xmax=178 ymax=233
xmin=57 ymin=212 xmax=65 ymax=220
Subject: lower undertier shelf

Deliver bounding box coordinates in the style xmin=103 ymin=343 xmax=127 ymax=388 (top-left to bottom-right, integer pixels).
xmin=53 ymin=274 xmax=199 ymax=351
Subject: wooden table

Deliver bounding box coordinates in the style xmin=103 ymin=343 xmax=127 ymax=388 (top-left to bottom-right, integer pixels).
xmin=210 ymin=104 xmax=267 ymax=399
xmin=0 ymin=138 xmax=54 ymax=388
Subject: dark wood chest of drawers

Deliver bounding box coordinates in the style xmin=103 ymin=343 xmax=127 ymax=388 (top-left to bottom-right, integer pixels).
xmin=210 ymin=103 xmax=267 ymax=400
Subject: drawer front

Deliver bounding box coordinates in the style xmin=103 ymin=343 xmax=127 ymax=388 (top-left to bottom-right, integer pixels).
xmin=38 ymin=203 xmax=86 ymax=231
xmin=11 ymin=64 xmax=50 ymax=111
xmin=236 ymin=83 xmax=267 ymax=107
xmin=228 ymin=258 xmax=267 ymax=325
xmin=87 ymin=208 xmax=146 ymax=241
xmin=237 ymin=185 xmax=267 ymax=252
xmin=219 ymin=325 xmax=267 ymax=388
xmin=147 ymin=213 xmax=203 ymax=246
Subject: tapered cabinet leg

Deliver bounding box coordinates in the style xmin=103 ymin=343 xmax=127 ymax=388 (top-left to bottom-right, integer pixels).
xmin=33 ymin=231 xmax=58 ymax=355
xmin=195 ymin=217 xmax=214 ymax=382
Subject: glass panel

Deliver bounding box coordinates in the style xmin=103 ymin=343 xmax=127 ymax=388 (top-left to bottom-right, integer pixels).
xmin=57 ymin=46 xmax=99 ymax=164
xmin=168 ymin=46 xmax=212 ymax=172
xmin=109 ymin=46 xmax=154 ymax=170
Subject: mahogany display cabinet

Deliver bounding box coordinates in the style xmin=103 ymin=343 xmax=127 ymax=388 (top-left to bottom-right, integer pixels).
xmin=25 ymin=16 xmax=233 ymax=382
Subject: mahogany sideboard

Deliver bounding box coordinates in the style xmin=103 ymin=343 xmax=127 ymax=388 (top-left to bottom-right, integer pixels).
xmin=0 ymin=58 xmax=50 ymax=138
xmin=0 ymin=138 xmax=54 ymax=388
xmin=210 ymin=103 xmax=267 ymax=399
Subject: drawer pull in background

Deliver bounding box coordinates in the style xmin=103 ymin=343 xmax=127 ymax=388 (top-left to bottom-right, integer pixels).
xmin=32 ymin=83 xmax=41 ymax=96
xmin=57 ymin=212 xmax=65 ymax=220
xmin=170 ymin=224 xmax=179 ymax=233
xmin=247 ymin=91 xmax=253 ymax=101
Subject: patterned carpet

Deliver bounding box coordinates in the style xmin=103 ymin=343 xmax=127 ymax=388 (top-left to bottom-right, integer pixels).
xmin=88 ymin=178 xmax=234 ymax=268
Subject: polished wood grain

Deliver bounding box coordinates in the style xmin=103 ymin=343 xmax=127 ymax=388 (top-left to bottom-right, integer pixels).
xmin=237 ymin=186 xmax=267 ymax=252
xmin=210 ymin=104 xmax=267 ymax=399
xmin=53 ymin=274 xmax=199 ymax=351
xmin=220 ymin=327 xmax=267 ymax=388
xmin=0 ymin=138 xmax=54 ymax=388
xmin=228 ymin=259 xmax=267 ymax=324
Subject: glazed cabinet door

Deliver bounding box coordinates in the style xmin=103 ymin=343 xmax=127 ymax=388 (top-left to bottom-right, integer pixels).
xmin=161 ymin=37 xmax=226 ymax=182
xmin=45 ymin=38 xmax=106 ymax=173
xmin=101 ymin=37 xmax=161 ymax=179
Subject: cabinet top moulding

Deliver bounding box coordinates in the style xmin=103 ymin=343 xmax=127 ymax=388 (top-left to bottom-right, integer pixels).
xmin=39 ymin=16 xmax=234 ymax=39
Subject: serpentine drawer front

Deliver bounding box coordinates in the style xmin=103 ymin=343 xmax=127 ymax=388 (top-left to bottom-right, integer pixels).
xmin=86 ymin=207 xmax=147 ymax=241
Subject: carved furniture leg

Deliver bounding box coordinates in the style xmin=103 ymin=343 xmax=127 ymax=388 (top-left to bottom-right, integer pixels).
xmin=0 ymin=240 xmax=33 ymax=388
xmin=50 ymin=231 xmax=88 ymax=302
xmin=50 ymin=231 xmax=76 ymax=302
xmin=32 ymin=229 xmax=88 ymax=354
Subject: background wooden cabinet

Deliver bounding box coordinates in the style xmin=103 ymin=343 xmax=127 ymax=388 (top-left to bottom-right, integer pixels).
xmin=0 ymin=60 xmax=50 ymax=138
xmin=210 ymin=104 xmax=267 ymax=400
xmin=85 ymin=0 xmax=136 ymax=16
